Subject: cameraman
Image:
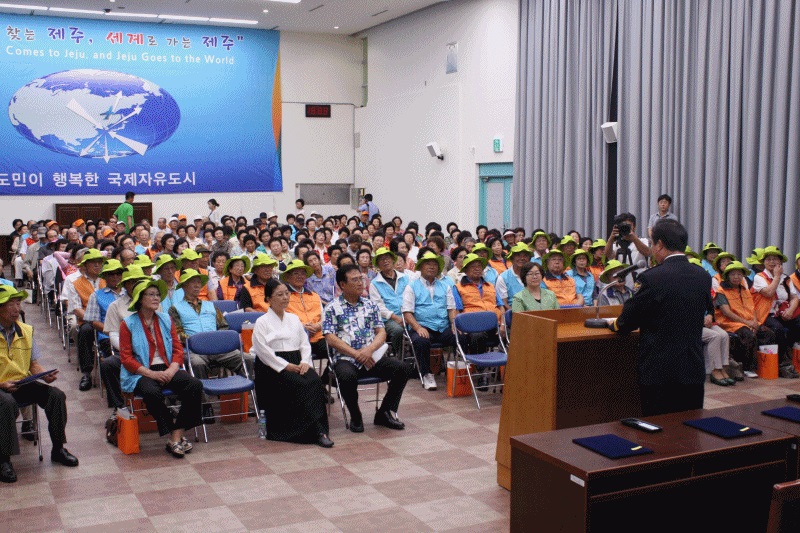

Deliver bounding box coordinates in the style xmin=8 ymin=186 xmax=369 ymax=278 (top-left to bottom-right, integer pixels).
xmin=603 ymin=213 xmax=651 ymax=288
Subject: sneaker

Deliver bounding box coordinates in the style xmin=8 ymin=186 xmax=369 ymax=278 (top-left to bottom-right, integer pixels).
xmin=179 ymin=436 xmax=193 ymax=454
xmin=743 ymin=370 xmax=759 ymax=379
xmin=422 ymin=373 xmax=437 ymax=391
xmin=779 ymin=365 xmax=800 ymax=379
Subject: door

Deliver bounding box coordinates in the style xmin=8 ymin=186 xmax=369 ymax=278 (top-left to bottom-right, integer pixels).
xmin=478 ymin=163 xmax=513 ymax=229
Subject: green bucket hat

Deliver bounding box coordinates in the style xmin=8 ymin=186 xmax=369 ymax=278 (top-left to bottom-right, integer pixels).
xmin=599 ymin=259 xmax=630 ymax=284
xmin=795 ymin=252 xmax=800 ymax=265
xmin=280 ymin=259 xmax=313 ymax=281
xmin=712 ymin=252 xmax=736 ymax=272
xmin=223 ymin=255 xmax=251 ymax=277
xmin=471 ymin=242 xmax=490 ymax=256
xmin=722 ymin=260 xmax=751 ymax=280
xmin=128 ymin=279 xmax=168 ymax=311
xmin=178 ymin=249 xmax=202 ymax=263
xmin=0 ymin=285 xmax=28 ymax=305
xmin=701 ymin=242 xmax=723 ymax=257
xmin=761 ymin=246 xmax=788 ymax=263
xmin=118 ymin=265 xmax=149 ymax=288
xmin=688 ymin=257 xmax=703 ymax=268
xmin=134 ymin=254 xmax=155 ymax=269
xmin=684 ymin=246 xmax=701 ymax=260
xmin=177 ymin=268 xmax=209 ymax=289
xmin=373 ymin=248 xmax=398 ymax=267
xmin=79 ymin=248 xmax=106 ymax=266
xmin=541 ymin=249 xmax=566 ymax=271
xmin=100 ymin=259 xmax=125 ymax=277
xmin=558 ymin=235 xmax=578 ymax=248
xmin=153 ymin=254 xmax=181 ymax=274
xmin=589 ymin=238 xmax=607 ymax=251
xmin=251 ymin=253 xmax=278 ymax=269
xmin=746 ymin=248 xmax=763 ymax=266
xmin=530 ymin=231 xmax=552 ymax=247
xmin=460 ymin=253 xmax=488 ymax=273
xmin=568 ymin=249 xmax=592 ymax=269
xmin=415 ymin=251 xmax=445 ymax=274
xmin=505 ymin=242 xmax=532 ymax=260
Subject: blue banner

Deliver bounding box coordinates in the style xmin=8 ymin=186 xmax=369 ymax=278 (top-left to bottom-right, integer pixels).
xmin=1 ymin=13 xmax=282 ymax=195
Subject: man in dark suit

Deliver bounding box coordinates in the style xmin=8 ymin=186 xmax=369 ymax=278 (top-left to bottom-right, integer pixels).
xmin=610 ymin=219 xmax=712 ymax=416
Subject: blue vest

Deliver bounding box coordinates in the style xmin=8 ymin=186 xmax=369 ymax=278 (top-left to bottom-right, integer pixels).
xmin=162 ymin=286 xmax=183 ymax=313
xmin=172 ymin=298 xmax=217 ymax=336
xmin=94 ymin=289 xmax=119 ymax=341
xmin=121 ymin=311 xmax=174 ymax=393
xmin=411 ymin=278 xmax=450 ymax=332
xmin=500 ymin=268 xmax=524 ymax=302
xmin=372 ymin=273 xmax=409 ymax=316
xmin=483 ymin=266 xmax=498 ymax=285
xmin=566 ymin=269 xmax=595 ymax=306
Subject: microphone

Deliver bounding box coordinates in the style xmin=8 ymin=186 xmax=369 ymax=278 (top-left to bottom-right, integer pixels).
xmin=612 ymin=264 xmax=637 ymax=282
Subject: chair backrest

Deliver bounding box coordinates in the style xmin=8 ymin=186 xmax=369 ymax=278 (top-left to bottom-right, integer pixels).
xmin=187 ymin=330 xmax=242 ymax=357
xmin=767 ymin=479 xmax=800 ymax=533
xmin=454 ymin=311 xmax=499 ymax=334
xmin=212 ymin=300 xmax=239 ymax=313
xmin=225 ymin=312 xmax=264 ymax=332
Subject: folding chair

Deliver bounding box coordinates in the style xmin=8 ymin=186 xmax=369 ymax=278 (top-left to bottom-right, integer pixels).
xmin=212 ymin=300 xmax=239 ymax=314
xmin=326 ymin=346 xmax=387 ymax=430
xmin=454 ymin=311 xmax=508 ymax=409
xmin=401 ymin=315 xmax=453 ymax=384
xmin=186 ymin=330 xmax=258 ymax=443
xmin=16 ymin=402 xmax=42 ymax=461
xmin=504 ymin=309 xmax=513 ymax=344
xmin=124 ymin=376 xmax=200 ymax=443
xmin=224 ymin=312 xmax=264 ymax=332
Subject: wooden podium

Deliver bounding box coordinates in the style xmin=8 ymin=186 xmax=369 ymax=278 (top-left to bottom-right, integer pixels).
xmin=496 ymin=306 xmax=640 ymax=490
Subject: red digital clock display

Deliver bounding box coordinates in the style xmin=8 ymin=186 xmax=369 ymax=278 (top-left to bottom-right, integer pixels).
xmin=305 ymin=104 xmax=332 ymax=118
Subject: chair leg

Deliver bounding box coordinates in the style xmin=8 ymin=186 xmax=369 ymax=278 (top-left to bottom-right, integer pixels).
xmin=463 ymin=356 xmax=482 ymax=410
xmin=33 ymin=406 xmax=42 ymax=461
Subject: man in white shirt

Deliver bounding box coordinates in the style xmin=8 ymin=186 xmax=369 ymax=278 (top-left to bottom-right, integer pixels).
xmin=604 ymin=213 xmax=652 ymax=289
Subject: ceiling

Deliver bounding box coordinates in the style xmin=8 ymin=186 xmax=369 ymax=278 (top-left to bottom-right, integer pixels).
xmin=0 ymin=0 xmax=448 ymax=34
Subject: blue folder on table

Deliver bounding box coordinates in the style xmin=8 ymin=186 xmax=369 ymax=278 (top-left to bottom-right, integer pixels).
xmin=762 ymin=406 xmax=800 ymax=423
xmin=683 ymin=416 xmax=762 ymax=439
xmin=572 ymin=434 xmax=654 ymax=459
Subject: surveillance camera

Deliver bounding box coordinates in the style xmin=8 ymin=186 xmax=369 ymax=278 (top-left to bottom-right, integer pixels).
xmin=426 ymin=142 xmax=444 ymax=160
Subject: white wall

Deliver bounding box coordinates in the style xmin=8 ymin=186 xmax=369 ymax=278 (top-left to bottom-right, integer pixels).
xmin=0 ymin=31 xmax=362 ymax=228
xmin=355 ymin=0 xmax=518 ymax=229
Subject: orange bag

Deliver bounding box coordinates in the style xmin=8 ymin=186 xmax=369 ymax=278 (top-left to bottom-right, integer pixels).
xmin=446 ymin=361 xmax=472 ymax=397
xmin=220 ymin=392 xmax=249 ymax=423
xmin=117 ymin=414 xmax=140 ymax=455
xmin=240 ymin=326 xmax=254 ymax=353
xmin=793 ymin=346 xmax=800 ymax=374
xmin=757 ymin=350 xmax=779 ymax=380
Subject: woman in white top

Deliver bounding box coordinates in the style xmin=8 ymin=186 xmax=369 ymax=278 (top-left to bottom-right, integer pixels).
xmin=250 ymin=278 xmax=333 ymax=448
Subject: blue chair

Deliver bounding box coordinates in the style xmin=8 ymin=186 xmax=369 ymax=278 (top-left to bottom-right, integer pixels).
xmin=212 ymin=300 xmax=239 ymax=314
xmin=504 ymin=309 xmax=513 ymax=344
xmin=224 ymin=312 xmax=264 ymax=332
xmin=186 ymin=330 xmax=258 ymax=442
xmin=454 ymin=311 xmax=508 ymax=409
xmin=326 ymin=346 xmax=387 ymax=430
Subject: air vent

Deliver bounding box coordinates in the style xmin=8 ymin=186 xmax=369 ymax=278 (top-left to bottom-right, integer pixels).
xmin=372 ymin=9 xmax=389 ymax=16
xmin=308 ymin=4 xmax=324 ymax=12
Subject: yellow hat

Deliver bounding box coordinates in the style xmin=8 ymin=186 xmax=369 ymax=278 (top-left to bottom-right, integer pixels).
xmin=223 ymin=255 xmax=251 ymax=277
xmin=280 ymin=259 xmax=313 ymax=281
xmin=568 ymin=249 xmax=592 ymax=269
xmin=177 ymin=268 xmax=209 ymax=288
xmin=589 ymin=239 xmax=607 ymax=251
xmin=153 ymin=254 xmax=181 ymax=274
xmin=0 ymin=285 xmax=28 ymax=305
xmin=79 ymin=248 xmax=106 ymax=266
xmin=179 ymin=249 xmax=201 ymax=263
xmin=505 ymin=242 xmax=532 ymax=260
xmin=100 ymin=259 xmax=125 ymax=277
xmin=471 ymin=242 xmax=490 ymax=255
xmin=712 ymin=252 xmax=736 ymax=272
xmin=531 ymin=231 xmax=552 ymax=247
xmin=251 ymin=253 xmax=278 ymax=269
xmin=684 ymin=246 xmax=701 ymax=260
xmin=688 ymin=257 xmax=703 ymax=267
xmin=118 ymin=265 xmax=148 ymax=288
xmin=373 ymin=248 xmax=397 ymax=267
xmin=135 ymin=254 xmax=155 ymax=269
xmin=761 ymin=246 xmax=788 ymax=263
xmin=722 ymin=261 xmax=751 ymax=280
xmin=460 ymin=253 xmax=488 ymax=273
xmin=128 ymin=280 xmax=168 ymax=311
xmin=415 ymin=251 xmax=445 ymax=274
xmin=559 ymin=235 xmax=578 ymax=248
xmin=541 ymin=249 xmax=565 ymax=270
xmin=701 ymin=242 xmax=723 ymax=257
xmin=599 ymin=259 xmax=630 ymax=284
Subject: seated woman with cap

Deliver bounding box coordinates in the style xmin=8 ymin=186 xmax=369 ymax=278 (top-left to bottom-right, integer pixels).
xmin=710 ymin=252 xmax=736 ymax=292
xmin=541 ymin=250 xmax=583 ymax=307
xmin=511 ymin=263 xmax=559 ymax=312
xmin=119 ymin=280 xmax=203 ymax=458
xmin=216 ymin=255 xmax=252 ymax=307
xmin=566 ymin=249 xmax=595 ymax=306
xmin=246 ymin=253 xmax=278 ymax=313
xmin=700 ymin=242 xmax=722 ymax=277
xmin=597 ymin=260 xmax=633 ymax=306
xmin=251 ymin=279 xmax=332 ymax=448
xmin=487 ymin=237 xmax=508 ymax=274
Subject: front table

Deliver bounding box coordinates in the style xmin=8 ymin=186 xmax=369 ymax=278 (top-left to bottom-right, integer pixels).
xmin=510 ymin=409 xmax=795 ymax=532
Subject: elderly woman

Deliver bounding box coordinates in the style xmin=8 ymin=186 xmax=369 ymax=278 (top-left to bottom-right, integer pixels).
xmin=252 ymin=279 xmax=333 ymax=447
xmin=216 ymin=255 xmax=251 ymax=304
xmin=566 ymin=249 xmax=595 ymax=306
xmin=487 ymin=237 xmax=508 ymax=274
xmin=542 ymin=250 xmax=583 ymax=307
xmin=303 ymin=250 xmax=336 ymax=306
xmin=511 ymin=262 xmax=559 ymax=312
xmin=119 ymin=280 xmax=203 ymax=458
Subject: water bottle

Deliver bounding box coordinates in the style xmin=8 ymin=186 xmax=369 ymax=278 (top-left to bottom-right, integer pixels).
xmin=257 ymin=410 xmax=267 ymax=439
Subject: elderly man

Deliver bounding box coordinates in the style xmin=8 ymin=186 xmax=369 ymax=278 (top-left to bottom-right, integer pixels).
xmin=152 ymin=254 xmax=181 ymax=310
xmin=83 ymin=260 xmax=125 ymax=365
xmin=0 ymin=286 xmax=78 ymax=483
xmin=101 ymin=266 xmax=149 ymax=411
xmin=402 ymin=252 xmax=457 ymax=391
xmin=168 ymin=269 xmax=245 ymax=423
xmin=542 ymin=250 xmax=583 ymax=306
xmin=369 ymin=248 xmax=410 ymax=356
xmin=63 ymin=249 xmax=107 ymax=391
xmin=178 ymin=249 xmax=210 ymax=301
xmin=324 ymin=264 xmax=410 ymax=432
xmin=496 ymin=243 xmax=531 ymax=309
xmin=283 ymin=260 xmax=327 ymax=361
xmin=118 ymin=248 xmax=136 ymax=268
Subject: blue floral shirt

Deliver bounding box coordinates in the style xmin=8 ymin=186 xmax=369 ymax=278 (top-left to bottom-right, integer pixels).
xmin=323 ymin=295 xmax=383 ymax=368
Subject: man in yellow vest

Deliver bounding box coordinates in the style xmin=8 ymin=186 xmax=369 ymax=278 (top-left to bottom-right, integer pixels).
xmin=0 ymin=286 xmax=78 ymax=483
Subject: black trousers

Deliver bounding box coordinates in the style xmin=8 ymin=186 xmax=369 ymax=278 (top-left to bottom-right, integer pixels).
xmin=310 ymin=339 xmax=328 ymax=361
xmin=730 ymin=326 xmax=776 ymax=371
xmin=133 ymin=368 xmax=203 ymax=437
xmin=100 ymin=353 xmax=124 ymax=409
xmin=409 ymin=327 xmax=455 ymax=375
xmin=333 ymin=357 xmax=411 ymax=422
xmin=0 ymin=382 xmax=68 ymax=457
xmin=764 ymin=315 xmax=800 ymax=363
xmin=76 ymin=322 xmax=96 ymax=373
xmin=640 ymin=383 xmax=704 ymax=417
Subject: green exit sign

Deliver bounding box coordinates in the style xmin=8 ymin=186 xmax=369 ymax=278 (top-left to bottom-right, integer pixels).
xmin=493 ymin=137 xmax=503 ymax=153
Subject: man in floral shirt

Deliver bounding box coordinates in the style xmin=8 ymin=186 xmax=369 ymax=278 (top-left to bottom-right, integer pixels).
xmin=324 ymin=264 xmax=412 ymax=433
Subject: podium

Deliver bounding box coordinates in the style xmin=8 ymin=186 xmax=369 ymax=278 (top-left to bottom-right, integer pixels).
xmin=496 ymin=306 xmax=640 ymax=490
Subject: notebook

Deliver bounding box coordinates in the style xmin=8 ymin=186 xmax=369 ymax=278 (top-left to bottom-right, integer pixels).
xmin=683 ymin=416 xmax=762 ymax=439
xmin=572 ymin=434 xmax=654 ymax=459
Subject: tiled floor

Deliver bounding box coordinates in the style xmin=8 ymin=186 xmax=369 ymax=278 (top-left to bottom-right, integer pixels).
xmin=5 ymin=300 xmax=800 ymax=532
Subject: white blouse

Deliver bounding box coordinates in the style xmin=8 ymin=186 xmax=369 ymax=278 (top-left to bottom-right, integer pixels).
xmin=251 ymin=308 xmax=313 ymax=372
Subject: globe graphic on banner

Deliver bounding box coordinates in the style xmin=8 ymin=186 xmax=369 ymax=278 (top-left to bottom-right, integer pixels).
xmin=8 ymin=69 xmax=180 ymax=161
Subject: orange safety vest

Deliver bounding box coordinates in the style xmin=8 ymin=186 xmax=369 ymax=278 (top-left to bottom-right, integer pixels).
xmin=751 ymin=272 xmax=776 ymax=325
xmin=589 ymin=264 xmax=604 ymax=283
xmin=74 ymin=275 xmax=106 ymax=324
xmin=218 ymin=276 xmax=250 ymax=302
xmin=716 ymin=284 xmax=756 ymax=333
xmin=489 ymin=259 xmax=508 ymax=274
xmin=543 ymin=274 xmax=580 ymax=306
xmin=247 ymin=280 xmax=270 ymax=313
xmin=287 ymin=289 xmax=323 ymax=342
xmin=455 ymin=280 xmax=502 ymax=320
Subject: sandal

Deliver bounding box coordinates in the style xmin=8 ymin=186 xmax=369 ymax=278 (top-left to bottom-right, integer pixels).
xmin=165 ymin=441 xmax=185 ymax=458
xmin=179 ymin=437 xmax=193 ymax=454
